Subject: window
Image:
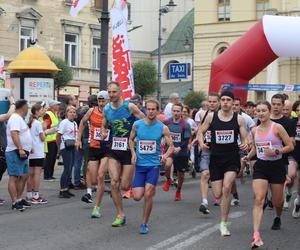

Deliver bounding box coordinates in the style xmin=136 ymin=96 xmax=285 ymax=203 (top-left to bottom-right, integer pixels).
xmin=92 ymin=37 xmax=100 ymax=69
xmin=65 ymin=33 xmax=79 ymax=67
xmin=20 ymin=27 xmax=33 ymax=51
xmin=218 ymin=0 xmax=230 ymax=22
xmin=256 ymin=0 xmax=270 ymax=19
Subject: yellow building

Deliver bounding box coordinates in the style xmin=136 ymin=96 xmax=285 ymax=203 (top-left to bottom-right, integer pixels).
xmin=0 ymin=0 xmax=112 ymax=105
xmin=194 ymin=0 xmax=300 ymax=101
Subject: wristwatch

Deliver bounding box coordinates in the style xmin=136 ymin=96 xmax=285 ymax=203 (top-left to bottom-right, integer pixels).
xmin=275 ymin=149 xmax=280 ymax=155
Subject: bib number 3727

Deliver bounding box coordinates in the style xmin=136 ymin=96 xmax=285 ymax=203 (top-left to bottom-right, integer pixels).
xmin=139 ymin=140 xmax=156 ymax=154
xmin=112 ymin=137 xmax=128 ymax=151
xmin=215 ymin=130 xmax=234 ymax=144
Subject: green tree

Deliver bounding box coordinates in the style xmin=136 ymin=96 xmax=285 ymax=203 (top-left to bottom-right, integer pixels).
xmin=133 ymin=60 xmax=157 ymax=99
xmin=183 ymin=91 xmax=207 ymax=109
xmin=50 ymin=56 xmax=73 ymax=90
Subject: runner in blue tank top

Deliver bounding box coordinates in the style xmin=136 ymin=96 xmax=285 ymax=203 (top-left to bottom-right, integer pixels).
xmin=129 ymin=99 xmax=174 ymax=234
xmin=102 ymin=82 xmax=145 ymax=227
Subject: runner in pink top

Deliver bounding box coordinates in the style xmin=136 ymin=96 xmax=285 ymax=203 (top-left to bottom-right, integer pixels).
xmin=243 ymin=101 xmax=294 ymax=249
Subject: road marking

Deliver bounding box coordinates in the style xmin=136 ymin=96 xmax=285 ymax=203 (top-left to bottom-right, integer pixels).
xmin=149 ymin=211 xmax=247 ymax=250
xmin=146 ymin=223 xmax=212 ymax=250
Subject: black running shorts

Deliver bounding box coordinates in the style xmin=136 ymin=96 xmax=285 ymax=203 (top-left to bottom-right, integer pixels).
xmin=107 ymin=149 xmax=132 ymax=165
xmin=172 ymin=155 xmax=189 ymax=173
xmin=253 ymin=159 xmax=286 ymax=184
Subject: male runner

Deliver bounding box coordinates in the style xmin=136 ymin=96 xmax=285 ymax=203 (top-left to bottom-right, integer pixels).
xmin=102 ymin=82 xmax=145 ymax=227
xmin=198 ymin=91 xmax=247 ymax=236
xmin=162 ymin=103 xmax=191 ymax=201
xmin=76 ymin=91 xmax=109 ymax=208
xmin=197 ymin=93 xmax=219 ymax=214
xmin=129 ymin=99 xmax=174 ymax=234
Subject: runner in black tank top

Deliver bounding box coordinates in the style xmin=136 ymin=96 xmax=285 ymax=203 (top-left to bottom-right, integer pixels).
xmin=197 ymin=91 xmax=248 ymax=237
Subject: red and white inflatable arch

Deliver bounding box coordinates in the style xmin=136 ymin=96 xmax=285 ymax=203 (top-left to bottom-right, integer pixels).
xmin=209 ymin=15 xmax=300 ymax=102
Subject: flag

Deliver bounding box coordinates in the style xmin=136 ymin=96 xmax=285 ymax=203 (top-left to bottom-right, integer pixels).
xmin=111 ymin=0 xmax=135 ymax=99
xmin=70 ymin=0 xmax=91 ymax=17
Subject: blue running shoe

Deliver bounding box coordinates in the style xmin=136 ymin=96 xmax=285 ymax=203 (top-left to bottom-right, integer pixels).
xmin=139 ymin=224 xmax=149 ymax=234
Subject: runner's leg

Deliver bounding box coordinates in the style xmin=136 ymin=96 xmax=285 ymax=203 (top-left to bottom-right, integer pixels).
xmin=94 ymin=157 xmax=109 ymax=207
xmin=221 ymin=171 xmax=236 ymax=223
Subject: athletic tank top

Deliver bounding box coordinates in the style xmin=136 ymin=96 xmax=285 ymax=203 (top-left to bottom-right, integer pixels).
xmin=104 ymin=100 xmax=135 ymax=151
xmin=89 ymin=107 xmax=104 ymax=149
xmin=255 ymin=122 xmax=283 ymax=161
xmin=210 ymin=111 xmax=239 ymax=155
xmin=135 ymin=119 xmax=164 ymax=167
xmin=201 ymin=110 xmax=211 ymax=144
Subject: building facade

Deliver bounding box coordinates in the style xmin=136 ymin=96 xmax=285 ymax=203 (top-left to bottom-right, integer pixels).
xmin=194 ymin=0 xmax=300 ymax=101
xmin=0 ymin=0 xmax=112 ymax=105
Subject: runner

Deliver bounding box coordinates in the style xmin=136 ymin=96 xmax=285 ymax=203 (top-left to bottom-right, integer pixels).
xmin=292 ymin=100 xmax=300 ymax=218
xmin=242 ymin=101 xmax=293 ymax=248
xmin=196 ymin=93 xmax=219 ymax=214
xmin=76 ymin=91 xmax=109 ymax=207
xmin=197 ymin=91 xmax=248 ymax=236
xmin=129 ymin=99 xmax=174 ymax=234
xmin=162 ymin=103 xmax=191 ymax=201
xmin=103 ymin=82 xmax=145 ymax=227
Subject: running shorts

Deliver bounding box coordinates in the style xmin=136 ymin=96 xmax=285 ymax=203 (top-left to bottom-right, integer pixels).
xmin=5 ymin=150 xmax=29 ymax=177
xmin=132 ymin=165 xmax=160 ymax=188
xmin=107 ymin=149 xmax=132 ymax=165
xmin=88 ymin=147 xmax=108 ymax=162
xmin=253 ymin=159 xmax=286 ymax=184
xmin=172 ymin=155 xmax=189 ymax=173
xmin=29 ymin=158 xmax=44 ymax=167
xmin=199 ymin=150 xmax=210 ymax=172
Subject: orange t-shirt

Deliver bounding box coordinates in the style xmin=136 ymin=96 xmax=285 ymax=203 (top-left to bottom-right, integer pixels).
xmin=89 ymin=107 xmax=104 ymax=149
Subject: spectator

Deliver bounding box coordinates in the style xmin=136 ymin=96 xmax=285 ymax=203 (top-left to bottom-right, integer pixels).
xmin=6 ymin=99 xmax=32 ymax=211
xmin=245 ymin=101 xmax=256 ymax=118
xmin=164 ymin=93 xmax=179 ymax=119
xmin=130 ymin=94 xmax=146 ymax=115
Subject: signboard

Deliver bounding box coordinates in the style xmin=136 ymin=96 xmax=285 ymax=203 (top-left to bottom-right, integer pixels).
xmin=90 ymin=87 xmax=99 ymax=95
xmin=222 ymin=83 xmax=300 ymax=91
xmin=169 ymin=63 xmax=188 ymax=79
xmin=59 ymin=86 xmax=79 ymax=96
xmin=24 ymin=78 xmax=54 ymax=107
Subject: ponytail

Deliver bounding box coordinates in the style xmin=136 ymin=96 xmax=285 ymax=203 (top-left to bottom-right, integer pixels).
xmin=28 ymin=103 xmax=42 ymax=128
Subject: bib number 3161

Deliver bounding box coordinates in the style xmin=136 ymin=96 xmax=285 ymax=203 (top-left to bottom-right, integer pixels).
xmin=112 ymin=137 xmax=128 ymax=151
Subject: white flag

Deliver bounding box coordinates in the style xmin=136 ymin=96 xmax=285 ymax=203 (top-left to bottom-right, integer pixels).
xmin=70 ymin=0 xmax=91 ymax=17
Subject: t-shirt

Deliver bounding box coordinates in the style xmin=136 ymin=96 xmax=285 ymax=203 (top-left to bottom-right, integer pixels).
xmin=186 ymin=117 xmax=197 ymax=132
xmin=6 ymin=113 xmax=33 ymax=152
xmin=194 ymin=110 xmax=201 ymax=124
xmin=58 ymin=119 xmax=78 ymax=150
xmin=29 ymin=119 xmax=44 ymax=159
xmin=164 ymin=103 xmax=173 ymax=119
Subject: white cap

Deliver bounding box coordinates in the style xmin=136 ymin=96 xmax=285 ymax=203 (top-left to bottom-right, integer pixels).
xmin=48 ymin=99 xmax=61 ymax=106
xmin=97 ymin=90 xmax=109 ymax=100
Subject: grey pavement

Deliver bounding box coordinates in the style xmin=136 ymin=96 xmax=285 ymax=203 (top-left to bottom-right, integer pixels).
xmin=0 ymin=167 xmax=300 ymax=250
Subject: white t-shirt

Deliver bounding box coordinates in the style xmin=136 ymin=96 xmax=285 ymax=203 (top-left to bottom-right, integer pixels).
xmin=238 ymin=112 xmax=256 ymax=145
xmin=164 ymin=103 xmax=173 ymax=119
xmin=58 ymin=119 xmax=78 ymax=150
xmin=194 ymin=110 xmax=202 ymax=124
xmin=29 ymin=119 xmax=44 ymax=159
xmin=186 ymin=117 xmax=197 ymax=132
xmin=6 ymin=113 xmax=33 ymax=152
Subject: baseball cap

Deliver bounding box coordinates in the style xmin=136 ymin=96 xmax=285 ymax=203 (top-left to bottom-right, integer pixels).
xmin=48 ymin=99 xmax=61 ymax=106
xmin=97 ymin=90 xmax=109 ymax=100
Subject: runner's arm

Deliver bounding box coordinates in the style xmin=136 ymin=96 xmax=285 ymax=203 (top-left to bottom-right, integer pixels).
xmin=129 ymin=124 xmax=137 ymax=156
xmin=129 ymin=103 xmax=145 ymax=119
xmin=77 ymin=108 xmax=93 ymax=142
xmin=238 ymin=115 xmax=248 ymax=150
xmin=196 ymin=113 xmax=212 ymax=148
xmin=162 ymin=125 xmax=174 ymax=160
xmin=277 ymin=124 xmax=294 ymax=154
xmin=245 ymin=127 xmax=256 ymax=160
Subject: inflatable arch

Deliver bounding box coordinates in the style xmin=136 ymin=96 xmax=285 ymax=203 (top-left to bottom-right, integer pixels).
xmin=209 ymin=15 xmax=300 ymax=102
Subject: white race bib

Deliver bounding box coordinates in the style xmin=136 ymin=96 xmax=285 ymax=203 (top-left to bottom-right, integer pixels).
xmin=296 ymin=127 xmax=300 ymax=141
xmin=94 ymin=128 xmax=110 ymax=141
xmin=205 ymin=131 xmax=211 ymax=143
xmin=111 ymin=137 xmax=128 ymax=151
xmin=170 ymin=132 xmax=181 ymax=143
xmin=139 ymin=140 xmax=156 ymax=154
xmin=215 ymin=130 xmax=234 ymax=144
xmin=256 ymin=141 xmax=272 ymax=157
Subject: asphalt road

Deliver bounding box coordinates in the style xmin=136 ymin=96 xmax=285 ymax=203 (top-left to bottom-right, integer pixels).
xmin=0 ymin=168 xmax=300 ymax=250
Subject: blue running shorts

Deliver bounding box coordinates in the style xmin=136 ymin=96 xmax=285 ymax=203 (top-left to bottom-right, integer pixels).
xmin=132 ymin=165 xmax=160 ymax=188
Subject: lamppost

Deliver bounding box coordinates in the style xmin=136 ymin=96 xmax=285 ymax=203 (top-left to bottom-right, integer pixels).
xmin=183 ymin=26 xmax=194 ymax=91
xmin=157 ymin=0 xmax=177 ymax=105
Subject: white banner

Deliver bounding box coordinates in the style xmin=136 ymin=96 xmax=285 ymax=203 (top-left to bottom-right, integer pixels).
xmin=0 ymin=56 xmax=5 ymax=88
xmin=70 ymin=0 xmax=91 ymax=17
xmin=111 ymin=0 xmax=135 ymax=99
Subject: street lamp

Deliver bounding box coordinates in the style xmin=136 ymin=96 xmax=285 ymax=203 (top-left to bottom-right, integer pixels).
xmin=183 ymin=26 xmax=194 ymax=91
xmin=157 ymin=0 xmax=177 ymax=105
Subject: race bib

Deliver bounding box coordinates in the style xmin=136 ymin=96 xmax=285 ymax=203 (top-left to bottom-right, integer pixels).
xmin=94 ymin=128 xmax=110 ymax=141
xmin=139 ymin=140 xmax=156 ymax=154
xmin=256 ymin=141 xmax=272 ymax=157
xmin=170 ymin=132 xmax=181 ymax=143
xmin=296 ymin=126 xmax=300 ymax=141
xmin=205 ymin=131 xmax=211 ymax=143
xmin=111 ymin=137 xmax=128 ymax=151
xmin=215 ymin=130 xmax=234 ymax=144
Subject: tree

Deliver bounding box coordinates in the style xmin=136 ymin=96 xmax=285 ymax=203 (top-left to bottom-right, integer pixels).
xmin=133 ymin=60 xmax=157 ymax=99
xmin=50 ymin=56 xmax=73 ymax=90
xmin=183 ymin=91 xmax=207 ymax=109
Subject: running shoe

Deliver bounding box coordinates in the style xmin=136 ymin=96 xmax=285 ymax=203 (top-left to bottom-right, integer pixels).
xmin=31 ymin=196 xmax=48 ymax=205
xmin=91 ymin=206 xmax=101 ymax=218
xmin=292 ymin=198 xmax=300 ymax=218
xmin=81 ymin=193 xmax=93 ymax=203
xmin=163 ymin=179 xmax=171 ymax=192
xmin=139 ymin=224 xmax=149 ymax=234
xmin=12 ymin=202 xmax=25 ymax=211
xmin=175 ymin=191 xmax=182 ymax=201
xmin=283 ymin=192 xmax=292 ymax=210
xmin=199 ymin=203 xmax=210 ymax=214
xmin=219 ymin=223 xmax=231 ymax=236
xmin=123 ymin=188 xmax=133 ymax=199
xmin=231 ymin=198 xmax=240 ymax=206
xmin=20 ymin=199 xmax=31 ymax=208
xmin=59 ymin=191 xmax=71 ymax=199
xmin=271 ymin=217 xmax=281 ymax=230
xmin=112 ymin=214 xmax=126 ymax=227
xmin=251 ymin=232 xmax=263 ymax=249
xmin=0 ymin=198 xmax=5 ymax=205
